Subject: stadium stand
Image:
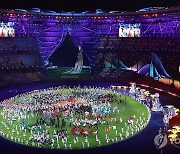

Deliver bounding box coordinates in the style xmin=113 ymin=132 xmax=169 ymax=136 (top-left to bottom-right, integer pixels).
xmin=0 ymin=36 xmax=46 ymax=87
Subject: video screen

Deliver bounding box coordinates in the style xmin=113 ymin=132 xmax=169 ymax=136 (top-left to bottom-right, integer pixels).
xmin=0 ymin=22 xmax=15 ymax=37
xmin=119 ymin=23 xmax=140 ymax=37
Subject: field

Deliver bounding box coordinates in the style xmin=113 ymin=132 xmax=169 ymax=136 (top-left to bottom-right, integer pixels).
xmin=0 ymin=88 xmax=149 ymax=149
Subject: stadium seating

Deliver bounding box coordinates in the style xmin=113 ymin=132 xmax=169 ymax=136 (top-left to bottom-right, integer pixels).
xmin=0 ymin=36 xmax=46 ymax=87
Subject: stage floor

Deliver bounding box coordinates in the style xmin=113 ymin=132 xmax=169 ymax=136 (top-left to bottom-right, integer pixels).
xmin=0 ymin=81 xmax=179 ymax=154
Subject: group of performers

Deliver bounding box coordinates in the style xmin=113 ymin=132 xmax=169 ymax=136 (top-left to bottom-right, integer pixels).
xmin=0 ymin=85 xmax=150 ymax=149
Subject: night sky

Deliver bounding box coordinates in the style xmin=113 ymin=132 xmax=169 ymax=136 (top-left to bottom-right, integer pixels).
xmin=1 ymin=0 xmax=180 ymax=12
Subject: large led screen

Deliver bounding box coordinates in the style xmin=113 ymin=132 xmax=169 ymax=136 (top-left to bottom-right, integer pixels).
xmin=119 ymin=23 xmax=140 ymax=37
xmin=0 ymin=22 xmax=15 ymax=37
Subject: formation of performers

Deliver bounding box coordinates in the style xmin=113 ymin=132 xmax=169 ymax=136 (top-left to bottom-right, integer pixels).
xmin=0 ymin=85 xmax=150 ymax=149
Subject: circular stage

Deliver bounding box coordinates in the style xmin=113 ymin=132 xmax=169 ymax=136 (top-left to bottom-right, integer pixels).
xmin=0 ymin=85 xmax=150 ymax=150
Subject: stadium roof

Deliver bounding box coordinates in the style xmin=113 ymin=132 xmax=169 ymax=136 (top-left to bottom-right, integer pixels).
xmin=1 ymin=0 xmax=180 ymax=12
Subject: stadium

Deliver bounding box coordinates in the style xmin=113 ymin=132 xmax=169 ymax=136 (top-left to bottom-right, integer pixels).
xmin=0 ymin=1 xmax=179 ymax=154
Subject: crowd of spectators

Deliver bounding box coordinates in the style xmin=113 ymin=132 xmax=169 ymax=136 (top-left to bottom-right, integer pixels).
xmin=93 ymin=36 xmax=180 ymax=95
xmin=0 ymin=36 xmax=39 ymax=53
xmin=0 ymin=36 xmax=46 ymax=87
xmin=97 ymin=36 xmax=180 ymax=80
xmin=0 ymin=53 xmax=42 ymax=70
xmin=98 ymin=36 xmax=180 ymax=51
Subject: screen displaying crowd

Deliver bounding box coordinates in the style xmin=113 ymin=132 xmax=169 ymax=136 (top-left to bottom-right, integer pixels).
xmin=119 ymin=23 xmax=140 ymax=37
xmin=0 ymin=22 xmax=15 ymax=37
